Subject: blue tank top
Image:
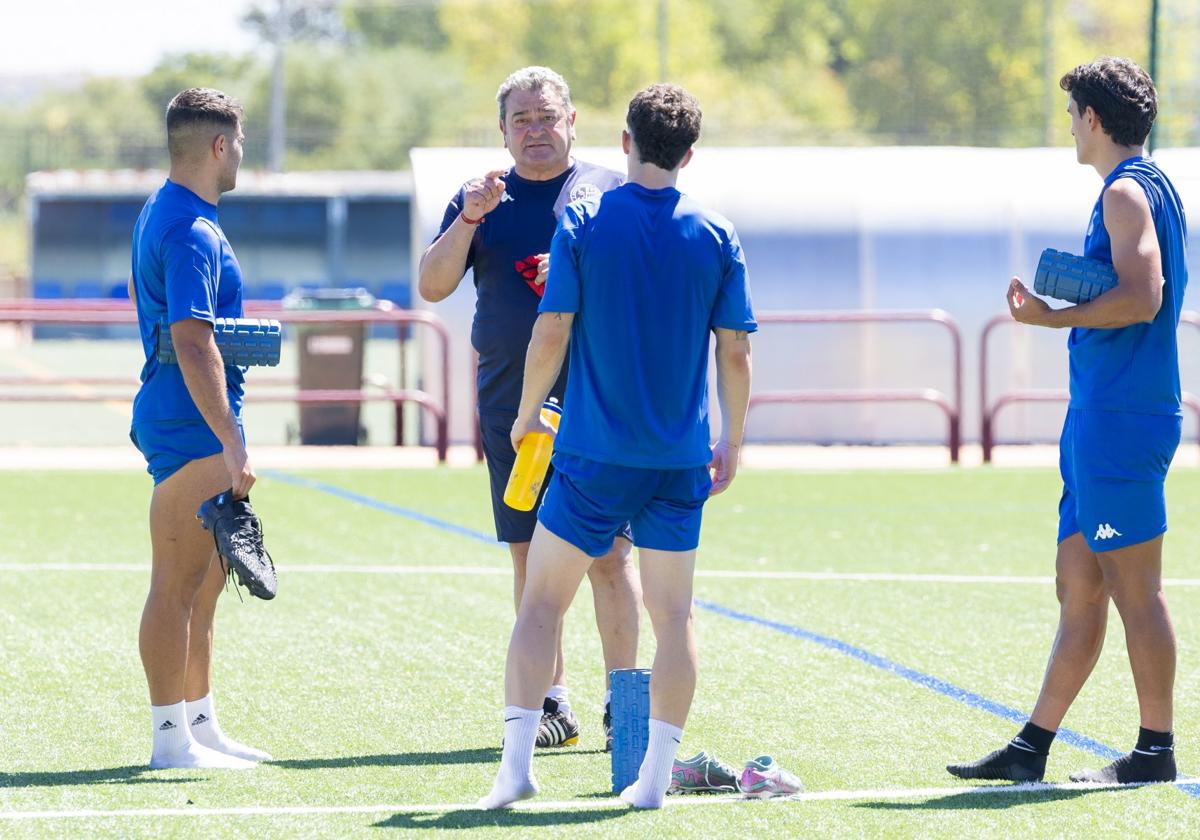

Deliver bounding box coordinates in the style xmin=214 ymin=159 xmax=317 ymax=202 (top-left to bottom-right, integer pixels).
xmin=1069 ymin=157 xmax=1188 ymax=415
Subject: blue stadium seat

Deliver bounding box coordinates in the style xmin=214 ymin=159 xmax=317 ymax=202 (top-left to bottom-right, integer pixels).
xmin=73 ymin=281 xmax=105 ymax=299
xmin=33 ymin=280 xmax=64 ymax=299
xmin=254 ymin=281 xmax=287 ymax=301
xmin=108 ymin=281 xmax=130 ymax=299
xmin=378 ymin=281 xmax=411 ymax=307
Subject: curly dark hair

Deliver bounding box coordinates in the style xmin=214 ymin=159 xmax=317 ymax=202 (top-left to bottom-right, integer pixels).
xmin=1059 ymin=57 xmax=1156 ymax=147
xmin=625 ymin=84 xmax=701 ymax=171
xmin=166 ymin=88 xmax=243 ymax=160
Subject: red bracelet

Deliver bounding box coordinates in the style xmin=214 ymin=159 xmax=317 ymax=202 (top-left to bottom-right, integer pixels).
xmin=460 ymin=211 xmax=484 ymax=225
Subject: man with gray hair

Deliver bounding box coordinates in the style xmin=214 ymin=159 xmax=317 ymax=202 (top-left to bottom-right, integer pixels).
xmin=418 ymin=66 xmax=639 ymax=749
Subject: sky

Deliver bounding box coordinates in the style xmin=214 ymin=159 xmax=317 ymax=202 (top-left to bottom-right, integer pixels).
xmin=0 ymin=1 xmax=260 ymax=77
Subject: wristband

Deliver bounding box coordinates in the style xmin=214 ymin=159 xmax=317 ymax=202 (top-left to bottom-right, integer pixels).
xmin=460 ymin=211 xmax=484 ymax=225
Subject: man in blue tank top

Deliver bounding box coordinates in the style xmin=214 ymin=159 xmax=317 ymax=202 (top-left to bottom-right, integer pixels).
xmin=949 ymin=58 xmax=1184 ymax=785
xmin=480 ymin=84 xmax=755 ymax=809
xmin=128 ymin=88 xmax=268 ymax=769
xmin=418 ymin=67 xmax=639 ymax=748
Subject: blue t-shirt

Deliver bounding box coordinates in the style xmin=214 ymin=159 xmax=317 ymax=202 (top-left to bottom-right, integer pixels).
xmin=131 ymin=179 xmax=246 ymax=425
xmin=436 ymin=160 xmax=623 ymax=414
xmin=1070 ymin=157 xmax=1188 ymax=416
xmin=541 ymin=182 xmax=757 ymax=469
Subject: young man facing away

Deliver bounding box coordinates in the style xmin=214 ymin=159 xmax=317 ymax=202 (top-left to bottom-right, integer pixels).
xmin=480 ymin=83 xmax=755 ymax=809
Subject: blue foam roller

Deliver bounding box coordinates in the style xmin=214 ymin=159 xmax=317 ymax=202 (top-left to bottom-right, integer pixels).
xmin=1033 ymin=248 xmax=1118 ymax=304
xmin=157 ymin=318 xmax=282 ymax=366
xmin=610 ymin=668 xmax=652 ymax=793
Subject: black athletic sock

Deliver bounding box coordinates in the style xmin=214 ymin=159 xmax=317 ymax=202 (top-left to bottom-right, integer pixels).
xmin=947 ymin=723 xmax=1049 ymax=782
xmin=1135 ymin=727 xmax=1174 ymax=756
xmin=1068 ymin=728 xmax=1176 ymax=784
xmin=1012 ymin=722 xmax=1056 ymax=757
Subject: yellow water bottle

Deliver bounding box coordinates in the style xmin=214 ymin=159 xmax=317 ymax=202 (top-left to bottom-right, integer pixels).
xmin=503 ymin=399 xmax=563 ymax=511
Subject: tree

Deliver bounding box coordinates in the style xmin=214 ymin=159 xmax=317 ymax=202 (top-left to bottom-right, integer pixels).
xmin=840 ymin=0 xmax=1047 ymax=146
xmin=341 ymin=0 xmax=447 ymax=50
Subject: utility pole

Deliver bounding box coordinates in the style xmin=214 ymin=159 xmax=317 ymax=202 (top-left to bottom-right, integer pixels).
xmin=268 ymin=0 xmax=288 ymax=172
xmin=1043 ymin=0 xmax=1055 ymax=146
xmin=658 ymin=0 xmax=668 ymax=80
xmin=1148 ymin=0 xmax=1160 ymax=152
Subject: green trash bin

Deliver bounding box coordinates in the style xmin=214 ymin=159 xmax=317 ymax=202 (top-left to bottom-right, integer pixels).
xmin=283 ymin=287 xmax=376 ymax=445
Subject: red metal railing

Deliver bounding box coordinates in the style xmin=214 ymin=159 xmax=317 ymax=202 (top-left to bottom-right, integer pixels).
xmin=748 ymin=310 xmax=963 ymax=463
xmin=979 ymin=312 xmax=1200 ymax=462
xmin=0 ymin=299 xmax=452 ymax=461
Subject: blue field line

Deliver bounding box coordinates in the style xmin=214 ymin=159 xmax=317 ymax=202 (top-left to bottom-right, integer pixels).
xmin=693 ymin=600 xmax=1121 ymax=759
xmin=264 ymin=472 xmax=496 ymax=546
xmin=273 ymin=473 xmax=1198 ymax=795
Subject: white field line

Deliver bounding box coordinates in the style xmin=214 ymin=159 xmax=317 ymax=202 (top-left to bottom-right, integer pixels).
xmin=3 ymin=563 xmax=1200 ymax=587
xmin=0 ymin=781 xmax=1193 ymax=821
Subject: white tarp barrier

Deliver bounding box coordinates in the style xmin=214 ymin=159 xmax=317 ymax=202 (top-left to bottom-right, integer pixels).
xmin=411 ymin=147 xmax=1200 ymax=446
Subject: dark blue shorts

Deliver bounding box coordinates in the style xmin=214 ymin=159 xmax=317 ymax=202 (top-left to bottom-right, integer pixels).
xmin=539 ymin=452 xmax=712 ymax=557
xmin=480 ymin=410 xmax=632 ymax=545
xmin=1057 ymin=408 xmax=1180 ymax=552
xmin=130 ymin=419 xmax=241 ymax=485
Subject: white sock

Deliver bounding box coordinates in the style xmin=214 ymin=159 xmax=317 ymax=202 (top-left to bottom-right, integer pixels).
xmin=149 ymin=701 xmax=256 ymax=770
xmin=620 ymin=719 xmax=683 ymax=809
xmin=187 ymin=694 xmax=272 ymax=761
xmin=546 ymin=685 xmax=570 ymax=714
xmin=603 ymin=689 xmax=612 ymax=708
xmin=477 ymin=706 xmax=541 ymax=809
xmin=151 ymin=702 xmax=190 ymax=755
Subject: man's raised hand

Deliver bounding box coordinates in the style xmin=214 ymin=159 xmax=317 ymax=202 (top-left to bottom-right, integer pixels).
xmin=462 ymin=169 xmax=508 ymax=221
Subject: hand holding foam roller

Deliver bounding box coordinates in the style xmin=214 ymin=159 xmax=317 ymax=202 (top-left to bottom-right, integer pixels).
xmin=158 ymin=318 xmax=282 ymax=366
xmin=1033 ymin=248 xmax=1118 ymax=304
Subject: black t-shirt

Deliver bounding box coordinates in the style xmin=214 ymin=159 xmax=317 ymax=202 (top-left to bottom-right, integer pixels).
xmin=435 ymin=160 xmax=624 ymax=413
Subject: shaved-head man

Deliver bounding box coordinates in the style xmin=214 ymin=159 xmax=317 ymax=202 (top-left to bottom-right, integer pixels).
xmin=128 ymin=87 xmax=267 ymax=768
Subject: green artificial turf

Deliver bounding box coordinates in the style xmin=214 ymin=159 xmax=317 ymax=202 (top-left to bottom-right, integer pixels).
xmin=2 ymin=467 xmax=1199 ymax=838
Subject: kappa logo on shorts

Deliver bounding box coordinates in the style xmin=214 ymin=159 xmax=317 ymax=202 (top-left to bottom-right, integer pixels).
xmin=1094 ymin=523 xmax=1123 ymax=540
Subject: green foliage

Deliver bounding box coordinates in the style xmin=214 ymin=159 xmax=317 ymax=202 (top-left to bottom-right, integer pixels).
xmin=289 ymin=46 xmax=468 ymax=170
xmin=141 ymin=52 xmax=260 ymax=116
xmin=0 ymin=0 xmax=1192 ymax=192
xmin=840 ymin=0 xmax=1047 ymax=146
xmin=342 ymin=0 xmax=447 ymax=50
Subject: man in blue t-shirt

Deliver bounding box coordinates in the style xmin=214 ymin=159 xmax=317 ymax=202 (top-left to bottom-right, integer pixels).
xmin=418 ymin=66 xmax=639 ymax=748
xmin=128 ymin=88 xmax=268 ymax=769
xmin=480 ymin=84 xmax=755 ymax=810
xmin=949 ymin=58 xmax=1185 ymax=786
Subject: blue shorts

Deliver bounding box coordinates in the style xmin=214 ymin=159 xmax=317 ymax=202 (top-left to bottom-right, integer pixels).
xmin=1058 ymin=408 xmax=1180 ymax=552
xmin=130 ymin=419 xmax=241 ymax=485
xmin=539 ymin=452 xmax=712 ymax=557
xmin=480 ymin=411 xmax=632 ymax=545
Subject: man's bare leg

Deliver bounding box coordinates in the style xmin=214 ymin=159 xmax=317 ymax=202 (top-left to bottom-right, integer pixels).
xmin=480 ymin=525 xmax=594 ymax=808
xmin=948 ymin=532 xmax=1108 ymax=781
xmin=510 ymin=542 xmax=567 ymax=687
xmin=1096 ymin=535 xmax=1175 ymax=732
xmin=1065 ymin=534 xmax=1178 ymax=783
xmin=587 ymin=536 xmax=641 ymax=683
xmin=620 ymin=546 xmax=696 ymax=809
xmin=183 ymin=553 xmax=272 ymax=761
xmin=140 ymin=453 xmax=253 ymax=769
xmin=1029 ymin=532 xmax=1110 ymax=731
xmin=510 ymin=541 xmax=567 ymax=694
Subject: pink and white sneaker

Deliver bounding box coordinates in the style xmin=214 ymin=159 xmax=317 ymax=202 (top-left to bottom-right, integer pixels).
xmin=740 ymin=755 xmax=804 ymax=799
